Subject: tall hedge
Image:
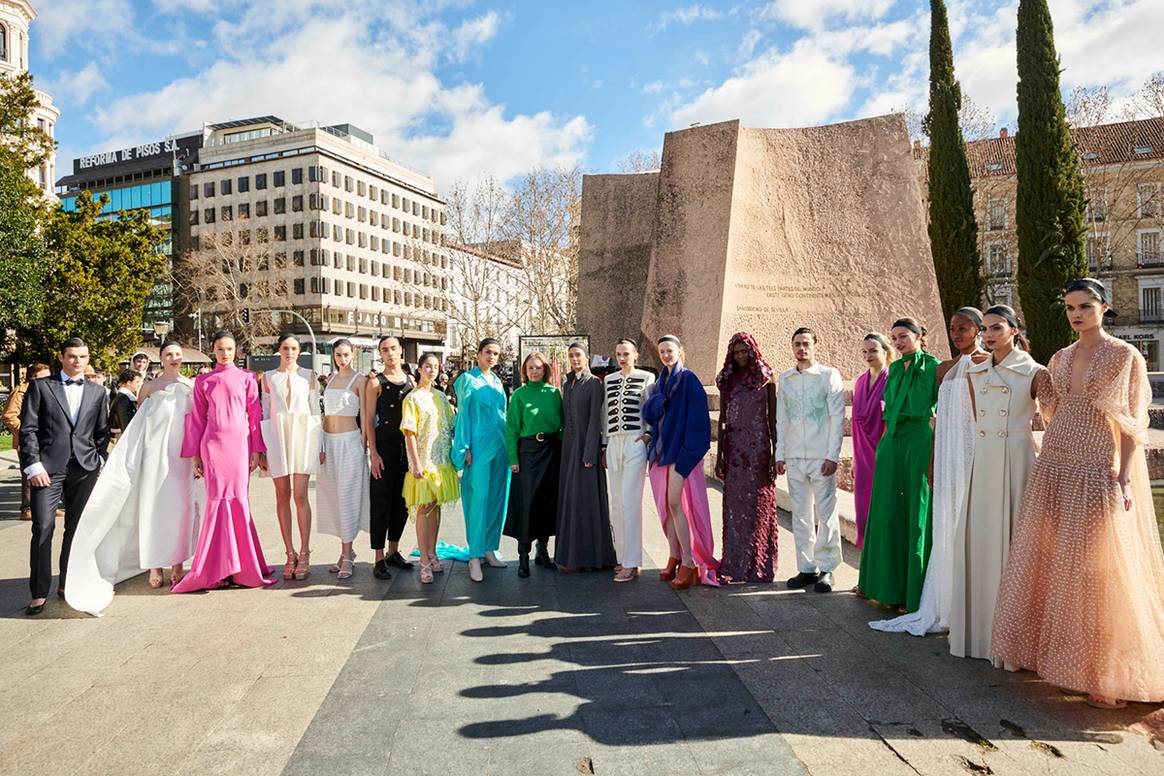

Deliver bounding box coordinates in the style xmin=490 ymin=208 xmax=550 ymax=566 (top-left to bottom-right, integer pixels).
xmin=926 ymin=0 xmax=981 ymax=342
xmin=1014 ymin=0 xmax=1088 ymax=363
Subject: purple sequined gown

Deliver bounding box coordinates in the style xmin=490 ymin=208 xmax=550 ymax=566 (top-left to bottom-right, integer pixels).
xmin=719 ymin=373 xmax=778 ymax=582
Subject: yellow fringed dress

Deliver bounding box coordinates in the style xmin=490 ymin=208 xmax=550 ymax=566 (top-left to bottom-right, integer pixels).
xmin=401 ymin=387 xmax=460 ymax=518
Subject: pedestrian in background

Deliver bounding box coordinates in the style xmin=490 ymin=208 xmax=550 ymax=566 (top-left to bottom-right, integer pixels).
xmin=4 ymin=363 xmax=52 ymax=520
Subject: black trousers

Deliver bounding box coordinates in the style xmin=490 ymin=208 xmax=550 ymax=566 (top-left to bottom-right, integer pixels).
xmin=370 ymin=439 xmax=408 ymax=550
xmin=29 ymin=459 xmax=99 ymax=599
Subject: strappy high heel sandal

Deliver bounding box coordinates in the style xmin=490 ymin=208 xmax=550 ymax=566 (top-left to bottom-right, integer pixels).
xmin=337 ymin=553 xmax=356 ymax=580
xmin=148 ymin=568 xmax=164 ymax=589
xmin=294 ymin=550 xmax=311 ymax=580
xmin=430 ymin=553 xmax=443 ymax=574
xmin=283 ymin=551 xmax=298 ymax=581
xmin=419 ymin=561 xmax=434 ymax=584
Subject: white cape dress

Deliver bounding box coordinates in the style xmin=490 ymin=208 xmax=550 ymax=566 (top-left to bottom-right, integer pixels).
xmin=65 ymin=381 xmax=204 ymax=615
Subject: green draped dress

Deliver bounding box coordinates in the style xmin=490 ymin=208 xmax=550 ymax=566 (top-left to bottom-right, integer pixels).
xmin=858 ymin=349 xmax=940 ymax=611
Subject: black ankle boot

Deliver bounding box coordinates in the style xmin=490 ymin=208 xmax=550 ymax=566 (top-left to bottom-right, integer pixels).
xmin=518 ymin=553 xmax=531 ymax=578
xmin=535 ymin=541 xmax=555 ymax=569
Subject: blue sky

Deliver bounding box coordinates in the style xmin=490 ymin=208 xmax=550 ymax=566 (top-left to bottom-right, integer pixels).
xmin=29 ymin=0 xmax=1163 ymax=190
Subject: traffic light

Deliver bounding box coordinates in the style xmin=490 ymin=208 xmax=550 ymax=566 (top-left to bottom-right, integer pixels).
xmin=241 ymin=307 xmax=251 ymax=324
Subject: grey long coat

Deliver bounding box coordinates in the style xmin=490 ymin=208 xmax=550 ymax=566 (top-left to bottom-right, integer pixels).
xmin=554 ymin=369 xmax=617 ymax=569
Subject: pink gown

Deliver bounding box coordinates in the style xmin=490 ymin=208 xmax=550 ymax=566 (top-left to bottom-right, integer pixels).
xmin=852 ymin=369 xmax=888 ymax=549
xmin=171 ymin=363 xmax=273 ymax=592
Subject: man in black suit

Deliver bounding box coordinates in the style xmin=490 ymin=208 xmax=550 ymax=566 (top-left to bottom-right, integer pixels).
xmin=19 ymin=337 xmax=110 ymax=615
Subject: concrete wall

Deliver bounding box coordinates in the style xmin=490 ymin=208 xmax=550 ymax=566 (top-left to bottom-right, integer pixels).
xmin=576 ymin=171 xmax=660 ymax=356
xmin=639 ymin=120 xmax=740 ymax=378
xmin=577 ymin=113 xmax=949 ymax=383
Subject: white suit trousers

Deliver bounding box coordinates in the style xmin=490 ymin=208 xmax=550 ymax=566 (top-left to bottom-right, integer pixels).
xmin=605 ymin=434 xmax=648 ymax=568
xmin=786 ymin=458 xmax=842 ymax=574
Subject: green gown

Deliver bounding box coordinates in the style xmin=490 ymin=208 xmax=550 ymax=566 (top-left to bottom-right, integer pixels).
xmin=858 ymin=349 xmax=940 ymax=611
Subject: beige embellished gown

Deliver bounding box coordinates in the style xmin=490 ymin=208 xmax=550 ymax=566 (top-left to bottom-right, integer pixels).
xmin=949 ymin=348 xmax=1048 ymax=661
xmin=991 ymin=337 xmax=1164 ymax=701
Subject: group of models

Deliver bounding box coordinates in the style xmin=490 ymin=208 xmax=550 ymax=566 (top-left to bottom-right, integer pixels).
xmin=16 ymin=278 xmax=1164 ymax=710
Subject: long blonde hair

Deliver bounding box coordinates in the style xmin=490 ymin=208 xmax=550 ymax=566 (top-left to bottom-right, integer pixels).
xmin=863 ymin=331 xmax=897 ymax=362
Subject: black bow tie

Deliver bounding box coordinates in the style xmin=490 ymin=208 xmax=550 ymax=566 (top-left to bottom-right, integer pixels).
xmin=63 ymin=379 xmax=84 ymax=386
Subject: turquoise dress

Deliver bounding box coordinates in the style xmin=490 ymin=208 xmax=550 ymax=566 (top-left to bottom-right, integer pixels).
xmin=451 ymin=367 xmax=511 ymax=557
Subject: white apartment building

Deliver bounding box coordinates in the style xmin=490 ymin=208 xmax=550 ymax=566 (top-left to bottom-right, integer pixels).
xmin=446 ymin=242 xmax=532 ymax=364
xmin=185 ymin=117 xmax=449 ymax=361
xmin=1 ymin=0 xmax=58 ymax=198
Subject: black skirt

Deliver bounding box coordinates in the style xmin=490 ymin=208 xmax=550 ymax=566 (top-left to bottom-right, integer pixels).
xmin=503 ymin=435 xmax=561 ymax=544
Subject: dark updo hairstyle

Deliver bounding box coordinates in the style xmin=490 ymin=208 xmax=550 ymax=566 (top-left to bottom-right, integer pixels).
xmin=417 ymin=351 xmax=442 ymax=370
xmin=210 ymin=329 xmax=235 ymax=347
xmin=276 ymin=332 xmax=300 ymax=349
xmin=891 ymin=317 xmax=928 ymax=350
xmin=331 ymin=338 xmax=354 ymax=369
xmin=984 ymin=305 xmax=1030 ymax=351
xmin=1064 ymin=277 xmax=1117 ymax=318
xmin=159 ymin=339 xmax=182 ymax=353
xmin=953 ymin=306 xmax=985 ymax=330
xmin=477 ymin=337 xmax=501 ymax=352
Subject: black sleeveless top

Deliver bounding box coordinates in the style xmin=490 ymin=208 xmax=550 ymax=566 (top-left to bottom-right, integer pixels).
xmin=374 ymin=373 xmax=412 ymax=449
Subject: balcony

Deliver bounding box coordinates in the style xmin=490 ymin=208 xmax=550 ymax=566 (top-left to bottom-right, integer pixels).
xmin=1138 ymin=251 xmax=1164 ymax=268
xmin=1141 ymin=310 xmax=1164 ymax=324
xmin=1087 ymin=258 xmax=1113 ymax=272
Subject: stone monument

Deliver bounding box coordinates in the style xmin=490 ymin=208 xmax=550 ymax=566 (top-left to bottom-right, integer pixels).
xmin=577 ymin=114 xmax=949 ymax=380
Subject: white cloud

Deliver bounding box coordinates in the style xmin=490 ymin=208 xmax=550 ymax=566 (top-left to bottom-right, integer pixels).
xmin=39 ymin=63 xmax=110 ymax=105
xmin=641 ymin=80 xmax=667 ymax=94
xmin=84 ymin=9 xmax=590 ymax=187
xmin=670 ymin=41 xmax=856 ymax=128
xmin=449 ymin=11 xmax=501 ymax=63
xmin=34 ymin=0 xmax=135 ymax=58
xmin=760 ymin=0 xmax=896 ymax=31
xmin=651 ymin=4 xmax=727 ymax=34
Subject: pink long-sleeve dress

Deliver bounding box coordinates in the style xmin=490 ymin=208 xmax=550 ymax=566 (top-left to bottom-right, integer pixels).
xmin=852 ymin=368 xmax=888 ymax=549
xmin=171 ymin=363 xmax=273 ymax=592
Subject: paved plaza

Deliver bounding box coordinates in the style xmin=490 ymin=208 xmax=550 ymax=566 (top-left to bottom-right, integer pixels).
xmin=0 ymin=450 xmax=1160 ymax=776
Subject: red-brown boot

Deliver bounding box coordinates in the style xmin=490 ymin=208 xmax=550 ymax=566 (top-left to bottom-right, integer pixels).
xmin=670 ymin=564 xmax=698 ymax=590
xmin=659 ymin=557 xmax=681 ymax=581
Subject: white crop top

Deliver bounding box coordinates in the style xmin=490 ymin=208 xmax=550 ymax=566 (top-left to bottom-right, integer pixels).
xmin=323 ymin=372 xmax=361 ymax=417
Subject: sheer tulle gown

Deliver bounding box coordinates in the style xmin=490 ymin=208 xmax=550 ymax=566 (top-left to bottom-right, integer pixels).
xmin=870 ymin=355 xmax=975 ymax=635
xmin=65 ymin=381 xmax=203 ymax=615
xmin=172 ymin=364 xmax=274 ymax=592
xmin=992 ymin=338 xmax=1164 ymax=701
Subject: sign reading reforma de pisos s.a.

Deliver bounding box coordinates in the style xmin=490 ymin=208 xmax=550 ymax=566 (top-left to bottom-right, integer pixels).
xmin=76 ymin=139 xmax=182 ymax=170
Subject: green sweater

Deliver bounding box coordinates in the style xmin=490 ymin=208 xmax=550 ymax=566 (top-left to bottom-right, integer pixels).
xmin=504 ymin=380 xmax=564 ymax=465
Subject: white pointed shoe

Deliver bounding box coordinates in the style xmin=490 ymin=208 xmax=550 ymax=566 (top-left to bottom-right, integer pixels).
xmin=468 ymin=558 xmax=484 ymax=582
xmin=484 ymin=551 xmax=507 ymax=568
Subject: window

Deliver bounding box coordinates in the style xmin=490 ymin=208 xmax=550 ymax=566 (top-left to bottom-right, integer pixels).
xmin=255 ymin=200 xmax=268 ymax=217
xmin=203 ymin=182 xmax=216 ymax=198
xmin=370 ymin=185 xmax=378 ymax=200
xmin=292 ymin=195 xmax=303 ymax=212
xmin=204 ymin=208 xmax=215 ymax=224
xmin=357 ymin=181 xmax=366 ymax=196
xmin=405 ymin=292 xmax=412 ymax=306
xmin=324 ymin=277 xmax=332 ymax=294
xmin=1139 ymin=228 xmax=1163 ymax=266
xmin=381 ymin=191 xmax=389 ymax=205
xmin=346 ymin=255 xmax=356 ymax=271
xmin=239 ymin=229 xmax=251 ymax=245
xmin=333 ymin=253 xmax=342 ymax=269
xmin=190 ymin=183 xmax=198 ymax=200
xmin=393 ymin=266 xmax=401 ymax=280
xmin=347 ymin=282 xmax=356 ymax=297
xmin=421 ymin=205 xmax=429 ymax=220
xmin=293 ymin=250 xmax=305 ymax=266
xmin=238 ymin=202 xmax=250 ymax=219
xmin=333 ymin=224 xmax=342 ymax=241
xmin=359 ymin=258 xmax=368 ymax=274
xmin=309 ymin=166 xmax=321 ymax=183
xmin=294 ymin=278 xmax=305 ymax=295
xmin=310 ymin=277 xmax=320 ymax=293
xmin=371 ymin=236 xmax=380 ymax=251
xmin=332 ymin=198 xmax=342 ymax=215
xmin=344 ymin=176 xmax=353 ymax=192
xmin=274 ymin=225 xmax=287 ymax=241
xmin=370 ymin=211 xmax=379 ymax=227
xmin=358 ymin=232 xmax=367 ymax=248
xmin=310 ymin=249 xmax=324 ymax=266
xmin=293 ymin=223 xmax=304 ymax=239
xmin=255 ymin=173 xmax=268 ymax=190
xmin=1142 ymin=285 xmax=1162 ymax=322
xmin=273 ymin=170 xmax=285 ymax=187
xmin=189 ymin=209 xmax=199 ymax=225
xmin=1087 ymin=233 xmax=1111 ymax=270
xmin=238 ymin=176 xmax=250 ymax=193
xmin=360 ymin=284 xmax=368 ymax=300
xmin=332 ymin=171 xmax=341 ymax=187
xmin=371 ymin=261 xmax=380 ymax=277
xmin=392 ymin=193 xmax=399 ymax=208
xmin=274 ymin=252 xmax=287 ymax=269
xmin=1138 ymin=183 xmax=1162 ymax=218
xmin=402 ymin=197 xmax=410 ymax=212
xmin=310 ymin=221 xmax=322 ymax=239
xmin=1087 ymin=187 xmax=1108 ymax=222
xmin=346 ymin=229 xmax=355 ymax=245
xmin=345 ymin=202 xmax=355 ymax=219
xmin=0 ymin=24 xmax=8 ymax=63
xmin=987 ymin=197 xmax=1007 ymax=231
xmin=221 ymin=205 xmax=233 ymax=222
xmin=393 ymin=218 xmax=400 ymax=233
xmin=291 ymin=168 xmax=303 ymax=185
xmin=412 ymin=202 xmax=419 ymax=216
xmin=274 ymin=197 xmax=286 ymax=214
xmin=358 ymin=206 xmax=366 ymax=222
xmin=256 ymin=226 xmax=269 ymax=243
xmin=372 ymin=287 xmax=380 ymax=302
xmin=404 ymin=268 xmax=412 ymax=283
xmin=221 ymin=179 xmax=232 ymax=195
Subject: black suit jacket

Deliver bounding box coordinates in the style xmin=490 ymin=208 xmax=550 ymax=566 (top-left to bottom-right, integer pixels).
xmin=109 ymin=391 xmax=137 ymax=432
xmin=19 ymin=376 xmax=110 ymax=475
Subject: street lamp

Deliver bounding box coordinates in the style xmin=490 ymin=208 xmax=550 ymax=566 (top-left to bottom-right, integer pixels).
xmin=152 ymin=321 xmax=170 ymax=342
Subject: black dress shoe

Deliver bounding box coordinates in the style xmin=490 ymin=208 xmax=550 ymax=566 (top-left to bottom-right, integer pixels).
xmin=534 ymin=542 xmax=556 ymax=569
xmin=517 ymin=554 xmax=531 ymax=579
xmin=57 ymin=590 xmax=65 ymax=599
xmin=25 ymin=603 xmax=45 ymax=616
xmin=372 ymin=559 xmax=392 ymax=580
xmin=386 ymin=551 xmax=414 ymax=570
xmin=786 ymin=571 xmax=820 ymax=589
xmin=814 ymin=572 xmax=834 ymax=593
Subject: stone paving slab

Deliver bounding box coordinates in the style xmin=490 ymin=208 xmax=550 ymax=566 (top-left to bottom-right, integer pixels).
xmin=0 ymin=451 xmax=1160 ymax=774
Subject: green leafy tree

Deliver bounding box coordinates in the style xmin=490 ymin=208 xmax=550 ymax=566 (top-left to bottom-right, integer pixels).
xmin=1014 ymin=0 xmax=1088 ymax=363
xmin=0 ymin=72 xmax=54 ymax=336
xmin=925 ymin=0 xmax=981 ymax=340
xmin=12 ymin=191 xmax=166 ymax=368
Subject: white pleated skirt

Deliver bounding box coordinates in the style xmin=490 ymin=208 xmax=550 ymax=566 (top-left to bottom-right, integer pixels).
xmin=316 ymin=430 xmax=370 ymax=542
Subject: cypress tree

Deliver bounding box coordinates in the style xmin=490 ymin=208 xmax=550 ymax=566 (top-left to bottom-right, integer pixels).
xmin=1014 ymin=0 xmax=1088 ymax=363
xmin=926 ymin=0 xmax=981 ymax=341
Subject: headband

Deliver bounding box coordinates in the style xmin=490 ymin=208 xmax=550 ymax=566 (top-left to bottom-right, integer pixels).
xmin=953 ymin=307 xmax=984 ymax=329
xmin=892 ymin=319 xmax=921 ymax=335
xmin=657 ymin=335 xmax=681 ymax=347
xmin=984 ymin=305 xmax=1021 ymax=330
